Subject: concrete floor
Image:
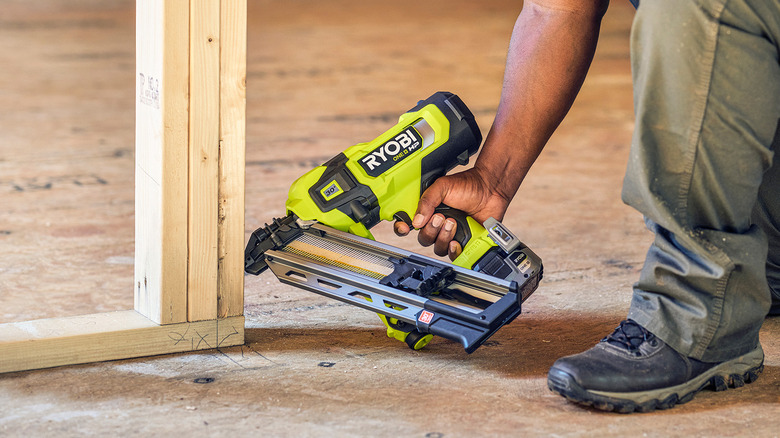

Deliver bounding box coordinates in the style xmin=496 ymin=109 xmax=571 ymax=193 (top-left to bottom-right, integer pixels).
xmin=1 ymin=1 xmax=778 ymax=436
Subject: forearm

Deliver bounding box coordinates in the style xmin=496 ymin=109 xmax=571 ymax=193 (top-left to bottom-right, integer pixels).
xmin=475 ymin=0 xmax=608 ymax=203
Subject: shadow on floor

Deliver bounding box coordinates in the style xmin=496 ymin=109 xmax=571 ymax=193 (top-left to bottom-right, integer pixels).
xmin=246 ymin=313 xmax=763 ymax=377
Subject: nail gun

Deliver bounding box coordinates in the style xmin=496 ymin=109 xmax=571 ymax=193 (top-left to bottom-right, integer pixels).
xmin=245 ymin=92 xmax=543 ymax=353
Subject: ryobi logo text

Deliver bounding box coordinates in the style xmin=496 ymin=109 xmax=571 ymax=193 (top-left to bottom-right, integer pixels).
xmin=359 ymin=126 xmax=423 ymax=177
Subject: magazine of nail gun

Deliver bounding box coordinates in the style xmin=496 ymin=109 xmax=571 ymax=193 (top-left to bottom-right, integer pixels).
xmin=244 ymin=92 xmax=542 ymax=353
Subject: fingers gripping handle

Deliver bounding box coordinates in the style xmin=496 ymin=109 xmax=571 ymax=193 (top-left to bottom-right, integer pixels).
xmin=392 ymin=206 xmax=479 ymax=247
xmin=397 ymin=205 xmax=516 ymax=270
xmin=432 ymin=205 xmax=480 ymax=250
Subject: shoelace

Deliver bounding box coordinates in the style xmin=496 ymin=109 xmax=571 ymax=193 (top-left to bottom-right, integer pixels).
xmin=602 ymin=319 xmax=656 ymax=353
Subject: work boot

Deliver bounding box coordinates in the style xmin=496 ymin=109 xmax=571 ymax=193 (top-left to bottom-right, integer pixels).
xmin=547 ymin=320 xmax=764 ymax=413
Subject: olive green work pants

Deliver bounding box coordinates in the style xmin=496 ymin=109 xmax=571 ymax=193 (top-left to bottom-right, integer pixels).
xmin=622 ymin=0 xmax=780 ymax=362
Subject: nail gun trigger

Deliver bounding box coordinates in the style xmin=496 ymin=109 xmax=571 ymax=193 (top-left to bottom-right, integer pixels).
xmin=393 ymin=211 xmax=413 ymax=227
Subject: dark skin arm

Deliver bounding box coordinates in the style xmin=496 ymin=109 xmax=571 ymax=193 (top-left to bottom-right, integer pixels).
xmin=395 ymin=0 xmax=610 ymax=259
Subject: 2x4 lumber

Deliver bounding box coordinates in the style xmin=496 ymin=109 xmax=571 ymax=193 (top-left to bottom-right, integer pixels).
xmin=188 ymin=0 xmax=222 ymax=322
xmin=218 ymin=0 xmax=247 ymax=318
xmin=134 ymin=0 xmax=190 ymax=324
xmin=0 ymin=311 xmax=245 ymax=374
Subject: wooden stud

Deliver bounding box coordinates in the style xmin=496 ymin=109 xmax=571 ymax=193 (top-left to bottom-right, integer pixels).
xmin=218 ymin=0 xmax=247 ymax=318
xmin=188 ymin=0 xmax=222 ymax=322
xmin=134 ymin=0 xmax=190 ymax=325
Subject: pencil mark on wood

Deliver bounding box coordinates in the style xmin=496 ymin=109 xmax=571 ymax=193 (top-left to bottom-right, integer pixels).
xmin=217 ymin=324 xmax=240 ymax=347
xmin=194 ymin=331 xmax=212 ymax=350
xmin=216 ymin=345 xmax=277 ymax=369
xmin=138 ymin=72 xmax=160 ymax=109
xmin=168 ymin=325 xmax=191 ymax=346
xmin=247 ymin=348 xmax=278 ymax=365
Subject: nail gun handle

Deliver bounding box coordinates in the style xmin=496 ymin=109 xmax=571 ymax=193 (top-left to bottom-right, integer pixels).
xmin=433 ymin=206 xmax=517 ymax=273
xmin=433 ymin=205 xmax=482 ymax=251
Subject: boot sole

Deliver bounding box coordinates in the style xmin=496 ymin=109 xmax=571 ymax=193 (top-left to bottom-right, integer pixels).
xmin=547 ymin=345 xmax=764 ymax=413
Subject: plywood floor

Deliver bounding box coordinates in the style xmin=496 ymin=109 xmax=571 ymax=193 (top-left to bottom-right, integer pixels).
xmin=1 ymin=1 xmax=778 ymax=436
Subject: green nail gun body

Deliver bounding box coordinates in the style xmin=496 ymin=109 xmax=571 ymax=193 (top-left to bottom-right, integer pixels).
xmin=245 ymin=92 xmax=542 ymax=353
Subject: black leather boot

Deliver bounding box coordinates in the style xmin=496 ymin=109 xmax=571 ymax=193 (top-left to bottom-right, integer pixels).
xmin=547 ymin=320 xmax=764 ymax=413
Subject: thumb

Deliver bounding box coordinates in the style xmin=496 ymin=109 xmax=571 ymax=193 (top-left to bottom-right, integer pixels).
xmin=412 ymin=178 xmax=449 ymax=229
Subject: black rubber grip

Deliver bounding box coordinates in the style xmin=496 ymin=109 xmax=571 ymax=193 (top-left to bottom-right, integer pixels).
xmin=433 ymin=205 xmax=473 ymax=249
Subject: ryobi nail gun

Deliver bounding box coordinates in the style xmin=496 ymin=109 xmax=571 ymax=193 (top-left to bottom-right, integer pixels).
xmin=245 ymin=92 xmax=542 ymax=353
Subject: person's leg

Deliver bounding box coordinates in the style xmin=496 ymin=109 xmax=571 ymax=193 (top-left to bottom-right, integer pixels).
xmin=548 ymin=0 xmax=780 ymax=412
xmin=624 ymin=0 xmax=780 ymax=362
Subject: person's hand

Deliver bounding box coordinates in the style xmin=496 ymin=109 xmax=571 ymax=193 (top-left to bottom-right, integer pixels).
xmin=393 ymin=167 xmax=511 ymax=260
